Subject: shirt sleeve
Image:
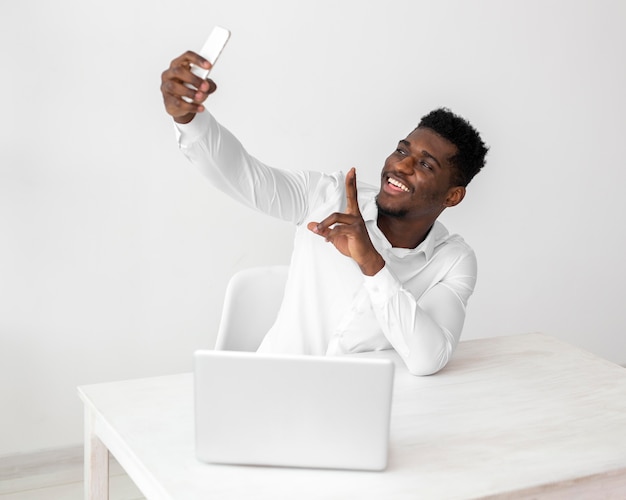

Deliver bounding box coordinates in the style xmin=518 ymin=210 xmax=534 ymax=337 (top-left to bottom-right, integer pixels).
xmin=175 ymin=111 xmax=315 ymax=225
xmin=362 ymin=250 xmax=477 ymax=376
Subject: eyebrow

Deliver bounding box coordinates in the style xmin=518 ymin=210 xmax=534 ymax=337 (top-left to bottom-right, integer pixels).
xmin=398 ymin=139 xmax=443 ymax=169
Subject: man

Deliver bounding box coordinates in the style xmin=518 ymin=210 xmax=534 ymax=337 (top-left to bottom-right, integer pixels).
xmin=161 ymin=51 xmax=488 ymax=375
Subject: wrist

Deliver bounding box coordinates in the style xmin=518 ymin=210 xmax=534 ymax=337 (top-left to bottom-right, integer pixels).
xmin=359 ymin=254 xmax=385 ymax=277
xmin=174 ymin=113 xmax=196 ymax=124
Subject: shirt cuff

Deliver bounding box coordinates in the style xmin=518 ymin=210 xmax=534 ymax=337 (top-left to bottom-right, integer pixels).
xmin=362 ymin=264 xmax=401 ymax=306
xmin=174 ymin=111 xmax=213 ymax=148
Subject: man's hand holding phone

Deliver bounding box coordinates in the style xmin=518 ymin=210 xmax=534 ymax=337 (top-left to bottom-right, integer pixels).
xmin=160 ymin=26 xmax=230 ymax=124
xmin=161 ymin=52 xmax=215 ymax=124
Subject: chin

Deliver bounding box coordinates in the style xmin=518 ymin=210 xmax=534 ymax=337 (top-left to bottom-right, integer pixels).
xmin=375 ymin=196 xmax=408 ymax=218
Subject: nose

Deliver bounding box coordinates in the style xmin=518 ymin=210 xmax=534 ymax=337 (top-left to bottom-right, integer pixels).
xmin=395 ymin=155 xmax=414 ymax=174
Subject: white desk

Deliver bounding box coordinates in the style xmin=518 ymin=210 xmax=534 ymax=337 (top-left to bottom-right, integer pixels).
xmin=78 ymin=333 xmax=626 ymax=499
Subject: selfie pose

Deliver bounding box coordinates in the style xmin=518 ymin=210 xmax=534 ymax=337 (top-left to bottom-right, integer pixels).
xmin=160 ymin=44 xmax=488 ymax=376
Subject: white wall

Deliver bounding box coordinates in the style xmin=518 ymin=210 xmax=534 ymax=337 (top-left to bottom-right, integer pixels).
xmin=1 ymin=0 xmax=625 ymax=456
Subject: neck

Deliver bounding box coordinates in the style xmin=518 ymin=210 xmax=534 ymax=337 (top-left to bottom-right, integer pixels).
xmin=376 ymin=214 xmax=436 ymax=249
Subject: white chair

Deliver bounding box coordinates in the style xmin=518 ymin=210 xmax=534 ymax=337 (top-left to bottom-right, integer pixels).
xmin=214 ymin=265 xmax=289 ymax=352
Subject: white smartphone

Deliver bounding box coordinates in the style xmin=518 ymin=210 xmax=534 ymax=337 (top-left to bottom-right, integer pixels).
xmin=183 ymin=26 xmax=230 ymax=103
xmin=191 ymin=26 xmax=231 ymax=79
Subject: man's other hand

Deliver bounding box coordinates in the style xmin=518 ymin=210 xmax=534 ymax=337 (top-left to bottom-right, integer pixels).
xmin=307 ymin=168 xmax=385 ymax=276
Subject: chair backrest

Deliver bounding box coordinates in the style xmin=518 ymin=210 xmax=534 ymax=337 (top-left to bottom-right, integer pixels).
xmin=214 ymin=265 xmax=289 ymax=352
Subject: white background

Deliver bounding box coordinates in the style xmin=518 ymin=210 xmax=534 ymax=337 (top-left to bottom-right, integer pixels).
xmin=1 ymin=0 xmax=625 ymax=456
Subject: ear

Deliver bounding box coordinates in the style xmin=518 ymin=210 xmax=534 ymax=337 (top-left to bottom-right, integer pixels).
xmin=443 ymin=186 xmax=466 ymax=208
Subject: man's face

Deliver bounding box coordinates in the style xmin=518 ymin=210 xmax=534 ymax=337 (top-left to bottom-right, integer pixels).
xmin=376 ymin=127 xmax=461 ymax=220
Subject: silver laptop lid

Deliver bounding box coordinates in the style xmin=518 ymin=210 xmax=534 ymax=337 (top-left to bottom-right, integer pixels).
xmin=194 ymin=350 xmax=394 ymax=471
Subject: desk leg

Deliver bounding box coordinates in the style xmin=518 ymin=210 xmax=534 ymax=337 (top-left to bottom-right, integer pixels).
xmin=84 ymin=407 xmax=109 ymax=500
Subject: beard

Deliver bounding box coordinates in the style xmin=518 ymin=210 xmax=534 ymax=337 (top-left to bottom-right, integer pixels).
xmin=375 ymin=195 xmax=409 ymax=218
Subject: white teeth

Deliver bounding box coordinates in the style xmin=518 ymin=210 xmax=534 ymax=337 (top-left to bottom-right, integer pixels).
xmin=388 ymin=177 xmax=409 ymax=192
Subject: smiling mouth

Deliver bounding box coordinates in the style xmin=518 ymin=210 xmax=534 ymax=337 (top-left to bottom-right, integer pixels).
xmin=387 ymin=176 xmax=410 ymax=193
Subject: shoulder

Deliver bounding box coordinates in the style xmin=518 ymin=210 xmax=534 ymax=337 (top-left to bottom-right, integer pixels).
xmin=300 ymin=170 xmax=379 ymax=220
xmin=308 ymin=170 xmax=378 ymax=203
xmin=432 ymin=222 xmax=477 ymax=264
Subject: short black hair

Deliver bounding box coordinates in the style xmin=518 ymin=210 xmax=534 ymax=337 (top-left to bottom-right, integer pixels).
xmin=417 ymin=108 xmax=488 ymax=187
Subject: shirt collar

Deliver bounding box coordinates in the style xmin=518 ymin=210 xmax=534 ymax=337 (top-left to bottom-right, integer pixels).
xmin=360 ymin=192 xmax=447 ymax=261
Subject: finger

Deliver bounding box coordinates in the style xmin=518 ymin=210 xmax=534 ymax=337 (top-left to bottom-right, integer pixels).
xmin=164 ymin=64 xmax=208 ymax=96
xmin=307 ymin=220 xmax=345 ymax=245
xmin=163 ymin=93 xmax=205 ymax=117
xmin=309 ymin=212 xmax=359 ymax=235
xmin=161 ymin=79 xmax=198 ymax=104
xmin=172 ymin=78 xmax=217 ymax=102
xmin=172 ymin=50 xmax=212 ymax=74
xmin=161 ymin=83 xmax=205 ymax=116
xmin=307 ymin=220 xmax=331 ymax=238
xmin=162 ymin=66 xmax=217 ymax=119
xmin=163 ymin=51 xmax=212 ymax=92
xmin=307 ymin=221 xmax=319 ymax=232
xmin=345 ymin=167 xmax=361 ymax=216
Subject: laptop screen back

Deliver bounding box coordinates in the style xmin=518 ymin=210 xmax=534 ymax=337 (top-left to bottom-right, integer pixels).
xmin=194 ymin=350 xmax=394 ymax=471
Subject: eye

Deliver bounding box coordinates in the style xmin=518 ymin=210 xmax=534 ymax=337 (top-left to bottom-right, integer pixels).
xmin=395 ymin=148 xmax=407 ymax=156
xmin=420 ymin=161 xmax=433 ymax=170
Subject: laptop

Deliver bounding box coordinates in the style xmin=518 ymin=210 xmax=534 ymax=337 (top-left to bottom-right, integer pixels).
xmin=193 ymin=350 xmax=395 ymax=471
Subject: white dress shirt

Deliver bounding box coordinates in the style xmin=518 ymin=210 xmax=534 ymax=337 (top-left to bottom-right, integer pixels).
xmin=176 ymin=111 xmax=477 ymax=375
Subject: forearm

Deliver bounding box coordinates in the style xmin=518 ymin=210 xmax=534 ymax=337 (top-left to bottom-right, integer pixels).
xmin=176 ymin=111 xmax=274 ymax=205
xmin=364 ymin=266 xmax=469 ymax=376
xmin=175 ymin=111 xmax=309 ymax=222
